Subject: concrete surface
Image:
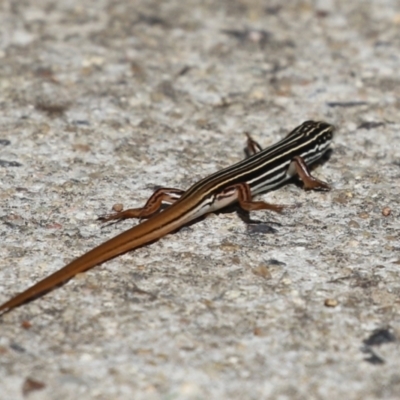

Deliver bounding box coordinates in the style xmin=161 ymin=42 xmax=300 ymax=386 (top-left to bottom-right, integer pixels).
xmin=0 ymin=0 xmax=399 ymax=399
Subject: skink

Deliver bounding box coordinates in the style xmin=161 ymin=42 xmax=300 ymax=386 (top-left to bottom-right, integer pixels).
xmin=0 ymin=120 xmax=334 ymax=314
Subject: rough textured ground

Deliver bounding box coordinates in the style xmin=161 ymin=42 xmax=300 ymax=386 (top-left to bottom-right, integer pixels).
xmin=0 ymin=0 xmax=399 ymax=399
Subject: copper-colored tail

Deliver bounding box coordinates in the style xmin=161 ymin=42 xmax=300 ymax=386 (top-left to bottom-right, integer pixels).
xmin=0 ymin=215 xmax=178 ymax=314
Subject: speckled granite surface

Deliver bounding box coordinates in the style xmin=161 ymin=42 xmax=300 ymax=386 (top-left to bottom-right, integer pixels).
xmin=0 ymin=1 xmax=399 ymax=399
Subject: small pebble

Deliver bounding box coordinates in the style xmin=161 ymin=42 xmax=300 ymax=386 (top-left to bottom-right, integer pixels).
xmin=382 ymin=207 xmax=391 ymax=217
xmin=21 ymin=320 xmax=32 ymax=329
xmin=22 ymin=378 xmax=46 ymax=396
xmin=112 ymin=203 xmax=124 ymax=212
xmin=348 ymin=220 xmax=360 ymax=228
xmin=358 ymin=212 xmax=369 ymax=219
xmin=324 ymin=298 xmax=338 ymax=307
